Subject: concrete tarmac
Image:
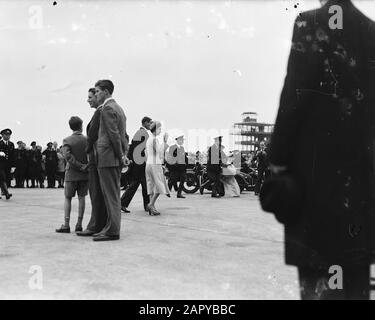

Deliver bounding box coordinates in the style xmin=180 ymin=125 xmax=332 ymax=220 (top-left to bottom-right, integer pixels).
xmin=0 ymin=188 xmax=373 ymax=300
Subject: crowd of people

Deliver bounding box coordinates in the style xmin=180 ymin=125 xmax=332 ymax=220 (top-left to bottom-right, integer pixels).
xmin=0 ymin=133 xmax=66 ymax=192
xmin=1 ymin=79 xmax=269 ymax=241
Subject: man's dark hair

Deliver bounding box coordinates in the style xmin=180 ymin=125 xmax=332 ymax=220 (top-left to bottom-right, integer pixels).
xmin=69 ymin=116 xmax=83 ymax=131
xmin=88 ymin=88 xmax=96 ymax=95
xmin=142 ymin=116 xmax=152 ymax=125
xmin=95 ymin=80 xmax=114 ymax=95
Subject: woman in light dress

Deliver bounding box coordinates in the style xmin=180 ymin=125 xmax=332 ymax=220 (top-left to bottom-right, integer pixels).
xmin=145 ymin=121 xmax=170 ymax=215
xmin=220 ymin=146 xmax=240 ymax=197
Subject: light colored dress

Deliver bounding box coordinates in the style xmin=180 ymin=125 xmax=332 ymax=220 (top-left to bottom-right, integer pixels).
xmin=221 ymin=163 xmax=240 ymax=197
xmin=221 ymin=176 xmax=241 ymax=197
xmin=145 ymin=136 xmax=170 ymax=195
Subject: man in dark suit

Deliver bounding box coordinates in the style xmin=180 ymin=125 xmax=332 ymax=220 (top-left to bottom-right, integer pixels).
xmin=42 ymin=142 xmax=58 ymax=188
xmin=56 ymin=116 xmax=89 ymax=233
xmin=14 ymin=141 xmax=28 ymax=188
xmin=254 ymin=141 xmax=269 ymax=196
xmin=0 ymin=129 xmax=14 ymax=199
xmin=92 ymin=79 xmax=129 ymax=241
xmin=27 ymin=141 xmax=42 ymax=188
xmin=121 ymin=116 xmax=152 ymax=213
xmin=167 ymin=135 xmax=188 ymax=198
xmin=77 ymin=88 xmax=108 ymax=237
xmin=207 ymin=136 xmax=224 ymax=198
xmin=268 ymin=0 xmax=375 ymax=299
xmin=0 ymin=129 xmax=15 ymax=189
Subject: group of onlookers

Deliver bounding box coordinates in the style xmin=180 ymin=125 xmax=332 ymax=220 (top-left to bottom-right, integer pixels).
xmin=0 ymin=135 xmax=66 ymax=190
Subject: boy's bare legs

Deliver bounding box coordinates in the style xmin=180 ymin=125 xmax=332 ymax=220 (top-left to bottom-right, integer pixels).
xmin=76 ymin=196 xmax=85 ymax=231
xmin=56 ymin=196 xmax=72 ymax=233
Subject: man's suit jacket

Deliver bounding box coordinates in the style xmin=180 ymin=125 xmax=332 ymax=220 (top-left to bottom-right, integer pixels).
xmin=95 ymin=98 xmax=128 ymax=168
xmin=268 ymin=0 xmax=375 ymax=268
xmin=62 ymin=131 xmax=88 ymax=182
xmin=86 ymin=107 xmax=102 ymax=166
xmin=167 ymin=144 xmax=187 ymax=173
xmin=0 ymin=140 xmax=15 ymax=169
xmin=127 ymin=127 xmax=149 ymax=175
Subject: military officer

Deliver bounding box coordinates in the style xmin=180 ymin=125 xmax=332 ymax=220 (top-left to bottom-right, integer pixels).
xmin=0 ymin=129 xmax=15 ymax=189
xmin=0 ymin=128 xmax=14 ymax=199
xmin=167 ymin=135 xmax=188 ymax=198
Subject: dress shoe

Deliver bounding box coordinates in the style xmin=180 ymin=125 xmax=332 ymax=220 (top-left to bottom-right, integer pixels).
xmin=177 ymin=194 xmax=186 ymax=198
xmin=149 ymin=205 xmax=160 ymax=216
xmin=55 ymin=225 xmax=70 ymax=233
xmin=93 ymin=234 xmax=120 ymax=242
xmin=5 ymin=193 xmax=12 ymax=200
xmin=93 ymin=232 xmax=103 ymax=237
xmin=76 ymin=229 xmax=95 ymax=236
xmin=121 ymin=206 xmax=130 ymax=213
xmin=211 ymin=193 xmax=222 ymax=198
xmin=75 ymin=225 xmax=83 ymax=232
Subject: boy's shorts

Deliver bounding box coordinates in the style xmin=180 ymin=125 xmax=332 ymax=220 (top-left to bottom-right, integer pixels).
xmin=64 ymin=180 xmax=89 ymax=198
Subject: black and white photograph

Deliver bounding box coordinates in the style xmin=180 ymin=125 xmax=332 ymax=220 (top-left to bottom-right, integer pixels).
xmin=1 ymin=0 xmax=375 ymax=305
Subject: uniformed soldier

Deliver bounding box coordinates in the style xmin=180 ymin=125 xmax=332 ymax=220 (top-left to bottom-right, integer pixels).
xmin=0 ymin=128 xmax=14 ymax=199
xmin=14 ymin=141 xmax=28 ymax=188
xmin=167 ymin=135 xmax=188 ymax=198
xmin=42 ymin=142 xmax=58 ymax=188
xmin=207 ymin=136 xmax=225 ymax=198
xmin=0 ymin=129 xmax=15 ymax=189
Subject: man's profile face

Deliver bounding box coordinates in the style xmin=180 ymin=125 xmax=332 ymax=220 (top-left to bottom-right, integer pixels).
xmin=2 ymin=133 xmax=10 ymax=141
xmin=144 ymin=121 xmax=152 ymax=130
xmin=87 ymin=91 xmax=98 ymax=108
xmin=95 ymin=86 xmax=107 ymax=105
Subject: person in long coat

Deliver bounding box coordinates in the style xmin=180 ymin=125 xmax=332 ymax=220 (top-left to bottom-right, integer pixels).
xmin=42 ymin=142 xmax=58 ymax=188
xmin=268 ymin=0 xmax=375 ymax=300
xmin=14 ymin=141 xmax=28 ymax=188
xmin=27 ymin=142 xmax=43 ymax=188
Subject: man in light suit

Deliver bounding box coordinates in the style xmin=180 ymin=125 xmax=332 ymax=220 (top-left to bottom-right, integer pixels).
xmin=77 ymin=88 xmax=108 ymax=237
xmin=92 ymin=79 xmax=129 ymax=241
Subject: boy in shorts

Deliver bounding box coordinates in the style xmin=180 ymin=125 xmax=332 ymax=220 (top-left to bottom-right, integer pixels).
xmin=56 ymin=116 xmax=89 ymax=233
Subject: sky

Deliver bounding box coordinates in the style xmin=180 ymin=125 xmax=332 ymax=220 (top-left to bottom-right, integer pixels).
xmin=1 ymin=0 xmax=375 ymax=151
